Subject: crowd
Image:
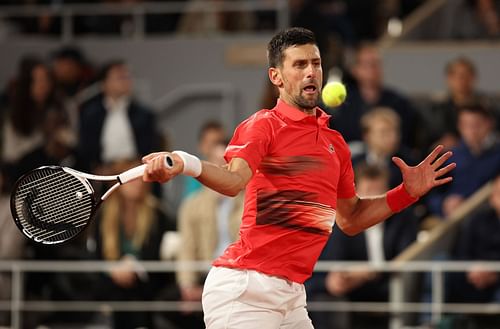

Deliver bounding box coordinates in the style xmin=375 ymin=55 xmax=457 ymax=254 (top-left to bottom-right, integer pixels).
xmin=0 ymin=2 xmax=500 ymax=329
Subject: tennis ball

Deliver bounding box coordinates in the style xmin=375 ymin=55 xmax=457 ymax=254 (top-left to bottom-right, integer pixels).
xmin=321 ymin=81 xmax=347 ymax=108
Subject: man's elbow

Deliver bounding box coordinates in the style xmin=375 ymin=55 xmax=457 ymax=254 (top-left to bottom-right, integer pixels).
xmin=336 ymin=218 xmax=361 ymax=236
xmin=221 ymin=184 xmax=245 ymax=197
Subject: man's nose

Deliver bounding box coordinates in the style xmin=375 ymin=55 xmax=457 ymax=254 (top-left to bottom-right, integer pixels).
xmin=306 ymin=64 xmax=317 ymax=78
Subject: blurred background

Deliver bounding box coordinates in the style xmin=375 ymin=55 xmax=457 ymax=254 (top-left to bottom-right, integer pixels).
xmin=0 ymin=1 xmax=499 ymax=329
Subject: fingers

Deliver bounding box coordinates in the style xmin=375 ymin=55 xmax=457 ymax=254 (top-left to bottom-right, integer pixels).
xmin=435 ymin=162 xmax=456 ymax=178
xmin=392 ymin=156 xmax=408 ymax=170
xmin=434 ymin=176 xmax=453 ymax=186
xmin=143 ymin=154 xmax=173 ymax=183
xmin=423 ymin=145 xmax=444 ymax=165
xmin=431 ymin=150 xmax=453 ymax=169
xmin=142 ymin=152 xmax=166 ymax=163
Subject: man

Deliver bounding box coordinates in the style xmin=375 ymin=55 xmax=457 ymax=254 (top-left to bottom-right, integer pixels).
xmin=428 ymin=56 xmax=490 ymax=151
xmin=77 ymin=60 xmax=159 ymax=174
xmin=328 ymin=43 xmax=419 ymax=151
xmin=142 ymin=27 xmax=455 ymax=329
xmin=427 ymin=103 xmax=500 ymax=218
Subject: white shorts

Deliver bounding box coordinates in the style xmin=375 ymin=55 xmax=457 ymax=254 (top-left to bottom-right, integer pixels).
xmin=202 ymin=266 xmax=314 ymax=329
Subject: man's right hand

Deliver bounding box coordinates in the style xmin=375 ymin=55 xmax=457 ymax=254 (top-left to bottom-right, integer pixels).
xmin=142 ymin=152 xmax=184 ymax=183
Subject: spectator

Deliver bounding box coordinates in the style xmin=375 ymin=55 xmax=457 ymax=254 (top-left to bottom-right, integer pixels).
xmin=1 ymin=56 xmax=73 ymax=186
xmin=182 ymin=120 xmax=226 ymax=198
xmin=176 ymin=0 xmax=255 ymax=35
xmin=176 ymin=141 xmax=243 ymax=305
xmin=306 ymin=164 xmax=419 ymax=329
xmin=94 ymin=158 xmax=172 ymax=329
xmin=428 ymin=56 xmax=494 ymax=150
xmin=447 ymin=174 xmax=500 ymax=328
xmin=474 ymin=0 xmax=500 ymax=38
xmin=352 ymin=106 xmax=417 ymax=189
xmin=50 ymin=45 xmax=95 ymax=100
xmin=427 ymin=103 xmax=500 ymax=218
xmin=77 ymin=59 xmax=160 ymax=173
xmin=328 ymin=43 xmax=420 ymax=153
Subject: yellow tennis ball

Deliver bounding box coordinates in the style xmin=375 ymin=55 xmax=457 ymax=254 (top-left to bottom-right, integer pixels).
xmin=321 ymin=81 xmax=347 ymax=107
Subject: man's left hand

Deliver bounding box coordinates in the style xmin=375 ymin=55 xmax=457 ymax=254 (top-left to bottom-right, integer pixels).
xmin=392 ymin=145 xmax=456 ymax=198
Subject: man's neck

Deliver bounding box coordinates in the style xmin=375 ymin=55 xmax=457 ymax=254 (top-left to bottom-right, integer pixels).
xmin=279 ymin=96 xmax=316 ymax=116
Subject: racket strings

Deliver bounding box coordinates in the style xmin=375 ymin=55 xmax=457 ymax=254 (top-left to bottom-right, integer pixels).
xmin=13 ymin=168 xmax=94 ymax=243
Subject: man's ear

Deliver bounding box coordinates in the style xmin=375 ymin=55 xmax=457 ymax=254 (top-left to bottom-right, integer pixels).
xmin=269 ymin=67 xmax=283 ymax=87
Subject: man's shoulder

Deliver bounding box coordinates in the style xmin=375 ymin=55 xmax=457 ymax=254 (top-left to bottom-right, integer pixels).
xmin=237 ymin=108 xmax=278 ymax=129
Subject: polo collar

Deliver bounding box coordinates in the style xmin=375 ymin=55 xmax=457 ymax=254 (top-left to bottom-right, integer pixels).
xmin=274 ymin=99 xmax=330 ymax=125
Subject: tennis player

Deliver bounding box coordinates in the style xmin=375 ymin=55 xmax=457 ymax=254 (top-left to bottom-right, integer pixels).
xmin=142 ymin=27 xmax=456 ymax=329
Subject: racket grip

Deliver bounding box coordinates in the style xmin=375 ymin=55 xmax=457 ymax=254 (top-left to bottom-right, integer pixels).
xmin=118 ymin=155 xmax=174 ymax=184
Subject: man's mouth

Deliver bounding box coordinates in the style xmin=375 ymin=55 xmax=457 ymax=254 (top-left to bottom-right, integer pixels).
xmin=303 ymin=84 xmax=317 ymax=94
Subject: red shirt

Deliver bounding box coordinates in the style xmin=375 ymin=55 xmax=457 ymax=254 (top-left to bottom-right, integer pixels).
xmin=213 ymin=99 xmax=356 ymax=283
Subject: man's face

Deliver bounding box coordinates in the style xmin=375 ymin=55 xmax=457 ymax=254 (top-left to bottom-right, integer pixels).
xmin=199 ymin=128 xmax=225 ymax=158
xmin=458 ymin=111 xmax=493 ymax=150
xmin=447 ymin=62 xmax=475 ymax=96
xmin=353 ymin=47 xmax=383 ymax=87
xmin=270 ymin=44 xmax=322 ymax=110
xmin=365 ymin=117 xmax=400 ymax=156
xmin=103 ymin=65 xmax=132 ymax=98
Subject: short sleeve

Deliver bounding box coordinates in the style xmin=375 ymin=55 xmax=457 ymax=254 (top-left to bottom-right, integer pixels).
xmin=224 ymin=112 xmax=272 ymax=173
xmin=336 ymin=141 xmax=356 ymax=199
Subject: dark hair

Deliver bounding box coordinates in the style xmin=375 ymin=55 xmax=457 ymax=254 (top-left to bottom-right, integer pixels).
xmin=267 ymin=27 xmax=317 ymax=68
xmin=97 ymin=59 xmax=126 ymax=82
xmin=197 ymin=120 xmax=225 ymax=141
xmin=9 ymin=56 xmax=56 ymax=136
xmin=445 ymin=56 xmax=476 ymax=76
xmin=457 ymin=103 xmax=495 ymax=120
xmin=354 ymin=163 xmax=389 ymax=184
xmin=51 ymin=46 xmax=85 ymax=64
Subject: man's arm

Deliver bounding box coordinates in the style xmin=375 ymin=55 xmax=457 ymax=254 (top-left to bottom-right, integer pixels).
xmin=142 ymin=152 xmax=253 ymax=197
xmin=336 ymin=145 xmax=456 ymax=236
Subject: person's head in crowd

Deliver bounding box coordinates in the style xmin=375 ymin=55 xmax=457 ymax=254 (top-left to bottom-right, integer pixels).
xmin=9 ymin=56 xmax=56 ymax=136
xmin=490 ymin=175 xmax=500 ymax=216
xmin=351 ymin=43 xmax=383 ymax=89
xmin=50 ymin=46 xmax=90 ymax=97
xmin=361 ymin=107 xmax=401 ymax=158
xmin=457 ymin=103 xmax=496 ymax=154
xmin=197 ymin=120 xmax=226 ymax=159
xmin=206 ymin=139 xmax=230 ymax=167
xmin=98 ymin=60 xmax=132 ymax=100
xmin=354 ymin=163 xmax=390 ymax=197
xmin=445 ymin=56 xmax=477 ymax=102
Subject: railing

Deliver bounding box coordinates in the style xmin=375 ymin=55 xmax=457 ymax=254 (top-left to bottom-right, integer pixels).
xmin=0 ymin=0 xmax=290 ymax=42
xmin=2 ymin=260 xmax=500 ymax=329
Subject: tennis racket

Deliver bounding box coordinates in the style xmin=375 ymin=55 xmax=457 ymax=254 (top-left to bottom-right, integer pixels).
xmin=10 ymin=156 xmax=174 ymax=245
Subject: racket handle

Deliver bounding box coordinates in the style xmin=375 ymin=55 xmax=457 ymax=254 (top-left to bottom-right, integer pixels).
xmin=118 ymin=155 xmax=174 ymax=184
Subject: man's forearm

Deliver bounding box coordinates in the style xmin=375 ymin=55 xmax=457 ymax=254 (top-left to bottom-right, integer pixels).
xmin=197 ymin=158 xmax=252 ymax=197
xmin=337 ymin=195 xmax=393 ymax=236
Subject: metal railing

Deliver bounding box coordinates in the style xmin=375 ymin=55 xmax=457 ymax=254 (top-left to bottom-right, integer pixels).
xmin=2 ymin=260 xmax=500 ymax=329
xmin=0 ymin=0 xmax=290 ymax=42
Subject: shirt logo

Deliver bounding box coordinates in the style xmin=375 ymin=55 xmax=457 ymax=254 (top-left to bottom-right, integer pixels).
xmin=328 ymin=144 xmax=335 ymax=153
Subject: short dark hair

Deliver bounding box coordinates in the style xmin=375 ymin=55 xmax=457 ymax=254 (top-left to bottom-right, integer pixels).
xmin=445 ymin=56 xmax=476 ymax=76
xmin=354 ymin=163 xmax=389 ymax=184
xmin=457 ymin=103 xmax=495 ymax=120
xmin=98 ymin=59 xmax=126 ymax=82
xmin=197 ymin=120 xmax=225 ymax=142
xmin=267 ymin=27 xmax=317 ymax=68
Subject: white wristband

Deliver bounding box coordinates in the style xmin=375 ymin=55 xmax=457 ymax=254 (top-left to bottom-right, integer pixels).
xmin=172 ymin=151 xmax=202 ymax=177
